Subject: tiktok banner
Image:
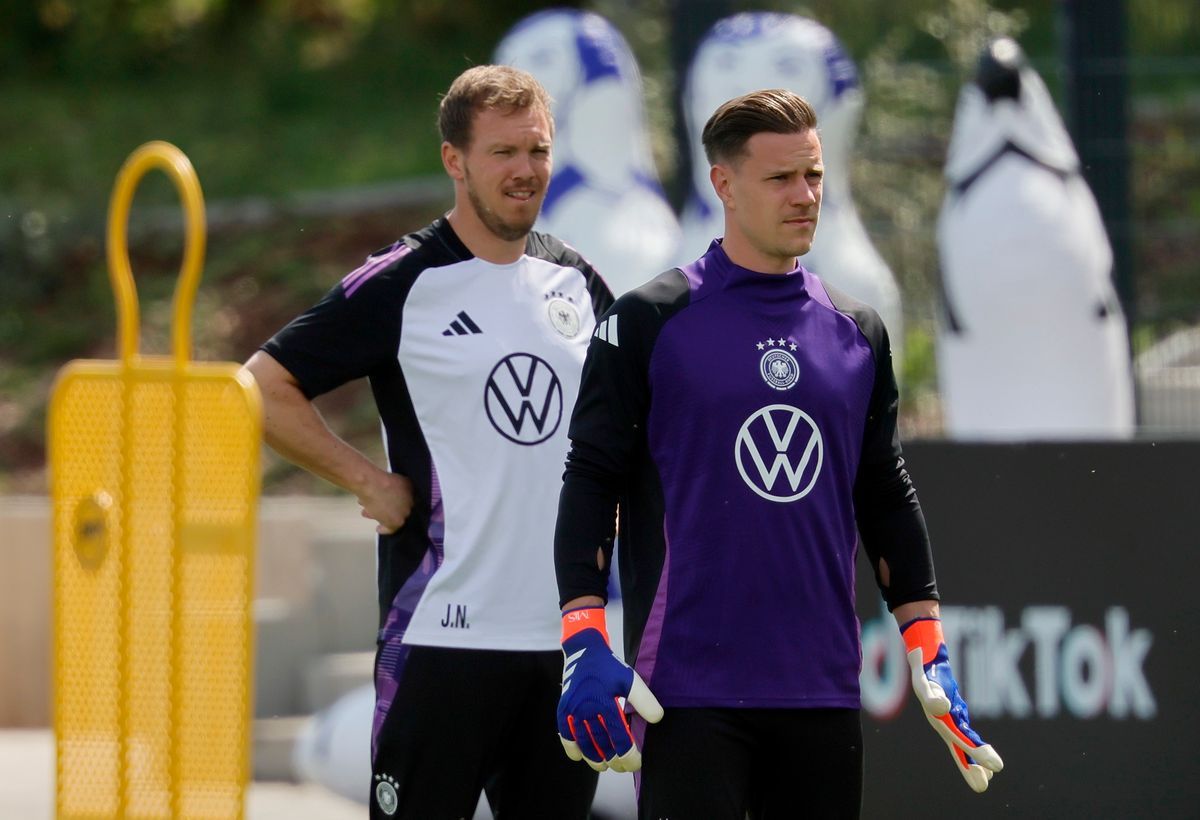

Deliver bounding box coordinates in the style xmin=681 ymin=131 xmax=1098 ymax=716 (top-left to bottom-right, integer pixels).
xmin=855 ymin=441 xmax=1200 ymax=819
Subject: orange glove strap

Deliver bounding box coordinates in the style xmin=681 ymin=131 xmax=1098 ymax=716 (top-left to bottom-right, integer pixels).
xmin=561 ymin=606 xmax=610 ymax=644
xmin=901 ymin=617 xmax=944 ymax=661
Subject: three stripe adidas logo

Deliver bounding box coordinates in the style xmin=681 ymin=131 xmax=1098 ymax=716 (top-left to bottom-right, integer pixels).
xmin=594 ymin=314 xmax=618 ymax=347
xmin=442 ymin=311 xmax=483 ymax=336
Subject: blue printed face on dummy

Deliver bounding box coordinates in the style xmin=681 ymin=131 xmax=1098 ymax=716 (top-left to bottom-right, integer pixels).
xmin=495 ymin=9 xmax=682 ymax=297
xmin=495 ymin=9 xmax=656 ymax=193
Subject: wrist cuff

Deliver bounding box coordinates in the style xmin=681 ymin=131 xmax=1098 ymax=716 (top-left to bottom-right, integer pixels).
xmin=900 ymin=616 xmax=944 ymax=658
xmin=561 ymin=606 xmax=609 ymax=644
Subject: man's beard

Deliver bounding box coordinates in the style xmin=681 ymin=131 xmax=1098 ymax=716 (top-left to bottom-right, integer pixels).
xmin=465 ymin=170 xmax=538 ymax=242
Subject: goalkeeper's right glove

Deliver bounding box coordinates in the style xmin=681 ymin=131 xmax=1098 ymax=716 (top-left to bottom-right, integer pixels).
xmin=557 ymin=606 xmax=663 ymax=772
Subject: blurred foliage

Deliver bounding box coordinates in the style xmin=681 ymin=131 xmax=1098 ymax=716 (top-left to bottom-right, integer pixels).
xmin=0 ymin=0 xmax=586 ymax=212
xmin=0 ymin=0 xmax=1197 ymax=488
xmin=0 ymin=0 xmax=584 ymax=76
xmin=1130 ymin=0 xmax=1198 ymax=60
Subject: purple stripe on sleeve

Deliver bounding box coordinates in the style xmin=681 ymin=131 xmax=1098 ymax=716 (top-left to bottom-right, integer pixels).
xmin=342 ymin=243 xmax=411 ymax=298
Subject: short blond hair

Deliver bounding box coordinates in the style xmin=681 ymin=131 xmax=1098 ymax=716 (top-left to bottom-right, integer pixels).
xmin=438 ymin=65 xmax=555 ymax=148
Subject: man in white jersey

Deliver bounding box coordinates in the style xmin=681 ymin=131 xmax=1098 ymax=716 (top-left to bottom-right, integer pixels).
xmin=245 ymin=65 xmax=611 ymax=820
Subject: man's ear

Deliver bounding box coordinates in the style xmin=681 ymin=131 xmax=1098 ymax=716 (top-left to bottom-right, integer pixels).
xmin=442 ymin=141 xmax=465 ymax=182
xmin=710 ymin=164 xmax=734 ymax=210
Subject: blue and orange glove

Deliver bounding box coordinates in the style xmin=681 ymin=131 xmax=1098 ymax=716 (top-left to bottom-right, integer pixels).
xmin=557 ymin=606 xmax=663 ymax=772
xmin=902 ymin=617 xmax=1005 ymax=792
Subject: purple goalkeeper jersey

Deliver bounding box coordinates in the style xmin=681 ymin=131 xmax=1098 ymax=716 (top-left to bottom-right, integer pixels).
xmin=556 ymin=240 xmax=936 ymax=708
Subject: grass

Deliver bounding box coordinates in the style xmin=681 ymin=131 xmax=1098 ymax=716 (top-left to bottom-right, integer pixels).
xmin=0 ymin=54 xmax=450 ymax=215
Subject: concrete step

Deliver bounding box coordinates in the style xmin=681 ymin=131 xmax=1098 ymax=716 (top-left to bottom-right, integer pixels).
xmin=303 ymin=651 xmax=375 ymax=715
xmin=253 ymin=716 xmax=310 ymax=782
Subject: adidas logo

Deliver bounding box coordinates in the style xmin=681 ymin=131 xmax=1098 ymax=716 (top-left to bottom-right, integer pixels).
xmin=442 ymin=311 xmax=483 ymax=336
xmin=594 ymin=314 xmax=619 ymax=347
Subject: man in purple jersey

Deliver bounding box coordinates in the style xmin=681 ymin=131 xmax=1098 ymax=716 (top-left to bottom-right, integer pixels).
xmin=553 ymin=89 xmax=1003 ymax=817
xmin=246 ymin=66 xmax=611 ymax=819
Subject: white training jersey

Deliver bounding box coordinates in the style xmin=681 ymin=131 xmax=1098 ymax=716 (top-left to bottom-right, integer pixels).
xmin=263 ymin=217 xmax=612 ymax=650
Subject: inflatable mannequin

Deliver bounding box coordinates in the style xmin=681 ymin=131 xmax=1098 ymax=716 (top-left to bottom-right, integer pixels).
xmin=678 ymin=12 xmax=904 ymax=366
xmin=494 ymin=8 xmax=681 ymax=297
xmin=937 ymin=37 xmax=1134 ymax=439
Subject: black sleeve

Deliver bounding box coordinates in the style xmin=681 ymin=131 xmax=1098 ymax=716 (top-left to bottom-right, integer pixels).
xmin=260 ymin=254 xmax=409 ymax=399
xmin=848 ymin=307 xmax=939 ymax=611
xmin=554 ymin=271 xmax=684 ymax=606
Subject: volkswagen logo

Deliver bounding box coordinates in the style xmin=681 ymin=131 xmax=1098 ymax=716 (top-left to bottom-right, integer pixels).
xmin=734 ymin=404 xmax=823 ymax=502
xmin=484 ymin=353 xmax=563 ymax=445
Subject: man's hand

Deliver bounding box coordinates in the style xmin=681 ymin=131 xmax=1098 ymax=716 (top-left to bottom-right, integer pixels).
xmin=356 ymin=470 xmax=414 ymax=534
xmin=245 ymin=351 xmax=409 ymax=527
xmin=557 ymin=607 xmax=663 ymax=772
xmin=902 ymin=617 xmax=1004 ymax=792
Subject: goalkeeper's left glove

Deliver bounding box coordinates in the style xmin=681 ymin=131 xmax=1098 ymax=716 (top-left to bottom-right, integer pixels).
xmin=557 ymin=606 xmax=663 ymax=773
xmin=902 ymin=617 xmax=1005 ymax=793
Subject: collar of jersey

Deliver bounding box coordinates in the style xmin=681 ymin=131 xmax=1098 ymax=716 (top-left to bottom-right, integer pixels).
xmin=432 ymin=216 xmax=475 ymax=263
xmin=705 ymin=239 xmax=810 ymax=289
xmin=433 ymin=215 xmax=534 ymax=270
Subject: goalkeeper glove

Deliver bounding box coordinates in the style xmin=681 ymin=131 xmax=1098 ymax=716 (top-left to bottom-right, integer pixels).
xmin=557 ymin=606 xmax=663 ymax=772
xmin=902 ymin=617 xmax=1005 ymax=793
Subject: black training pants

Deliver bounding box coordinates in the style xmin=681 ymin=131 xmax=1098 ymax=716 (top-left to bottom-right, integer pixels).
xmin=638 ymin=707 xmax=863 ymax=820
xmin=371 ymin=645 xmax=597 ymax=819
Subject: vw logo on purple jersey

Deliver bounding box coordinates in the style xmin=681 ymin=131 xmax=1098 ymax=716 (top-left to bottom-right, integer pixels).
xmin=734 ymin=404 xmax=824 ymax=501
xmin=484 ymin=353 xmax=564 ymax=445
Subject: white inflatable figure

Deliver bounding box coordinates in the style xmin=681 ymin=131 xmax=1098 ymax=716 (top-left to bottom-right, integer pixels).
xmin=292 ymin=684 xmax=491 ymax=819
xmin=293 ymin=602 xmax=636 ymax=820
xmin=292 ymin=683 xmax=374 ymax=804
xmin=937 ymin=37 xmax=1134 ymax=439
xmin=678 ymin=12 xmax=904 ymax=366
xmin=495 ymin=8 xmax=681 ymax=297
